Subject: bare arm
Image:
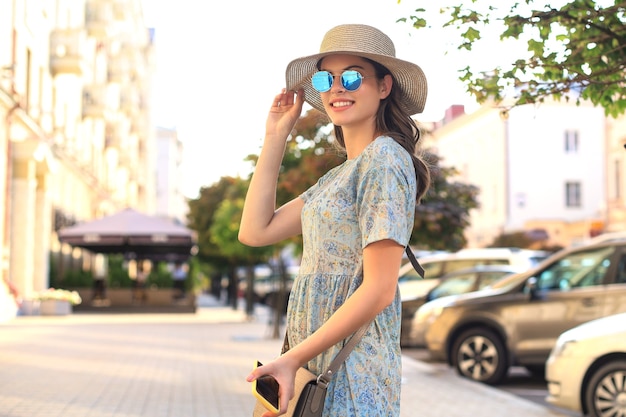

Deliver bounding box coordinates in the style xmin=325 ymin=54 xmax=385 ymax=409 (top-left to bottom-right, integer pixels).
xmin=247 ymin=239 xmax=404 ymax=416
xmin=239 ymin=89 xmax=305 ymax=247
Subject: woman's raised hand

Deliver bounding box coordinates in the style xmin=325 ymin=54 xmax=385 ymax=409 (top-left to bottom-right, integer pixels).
xmin=265 ymin=88 xmax=305 ymax=141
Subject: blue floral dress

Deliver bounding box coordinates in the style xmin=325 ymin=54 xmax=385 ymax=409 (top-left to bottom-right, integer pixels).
xmin=287 ymin=136 xmax=417 ymax=417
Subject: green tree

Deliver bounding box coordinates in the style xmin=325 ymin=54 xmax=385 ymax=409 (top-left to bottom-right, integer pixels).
xmin=187 ymin=176 xmax=250 ymax=308
xmin=399 ymin=1 xmax=626 ymax=117
xmin=187 ymin=177 xmax=244 ymax=261
xmin=414 ymin=152 xmax=480 ymax=251
xmin=210 ymin=197 xmax=274 ymax=315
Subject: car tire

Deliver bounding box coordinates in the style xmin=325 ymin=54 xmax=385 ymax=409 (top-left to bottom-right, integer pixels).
xmin=451 ymin=328 xmax=508 ymax=385
xmin=584 ymin=359 xmax=626 ymax=417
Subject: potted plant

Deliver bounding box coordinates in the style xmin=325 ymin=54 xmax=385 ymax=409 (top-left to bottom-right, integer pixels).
xmin=35 ymin=288 xmax=82 ymax=315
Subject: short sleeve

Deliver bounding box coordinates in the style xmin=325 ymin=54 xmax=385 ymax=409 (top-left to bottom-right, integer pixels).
xmin=357 ymin=144 xmax=416 ymax=249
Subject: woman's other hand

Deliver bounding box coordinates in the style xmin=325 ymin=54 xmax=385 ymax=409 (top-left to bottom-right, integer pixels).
xmin=247 ymin=354 xmax=302 ymax=416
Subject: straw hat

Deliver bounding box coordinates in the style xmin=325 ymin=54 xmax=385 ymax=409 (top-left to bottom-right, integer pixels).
xmin=285 ymin=24 xmax=428 ymax=116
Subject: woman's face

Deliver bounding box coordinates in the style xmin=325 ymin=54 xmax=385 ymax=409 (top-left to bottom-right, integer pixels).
xmin=317 ymin=54 xmax=391 ymax=130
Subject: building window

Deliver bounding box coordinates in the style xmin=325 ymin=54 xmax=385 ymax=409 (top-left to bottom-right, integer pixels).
xmin=564 ymin=130 xmax=579 ymax=153
xmin=566 ymin=181 xmax=581 ymax=207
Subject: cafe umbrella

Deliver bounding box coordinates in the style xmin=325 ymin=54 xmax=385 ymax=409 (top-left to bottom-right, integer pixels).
xmin=57 ymin=208 xmax=197 ymax=261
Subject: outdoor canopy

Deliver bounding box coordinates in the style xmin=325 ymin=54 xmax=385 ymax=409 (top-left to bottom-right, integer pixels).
xmin=57 ymin=208 xmax=197 ymax=261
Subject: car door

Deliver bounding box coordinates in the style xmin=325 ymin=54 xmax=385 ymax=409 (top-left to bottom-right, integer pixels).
xmin=602 ymin=247 xmax=626 ymax=316
xmin=509 ymin=245 xmax=615 ymax=364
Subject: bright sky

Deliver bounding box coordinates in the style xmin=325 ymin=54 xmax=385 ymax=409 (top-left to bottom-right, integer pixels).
xmin=141 ymin=0 xmax=524 ymax=198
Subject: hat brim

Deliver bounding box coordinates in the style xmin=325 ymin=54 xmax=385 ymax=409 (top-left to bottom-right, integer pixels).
xmin=286 ymin=51 xmax=427 ymax=116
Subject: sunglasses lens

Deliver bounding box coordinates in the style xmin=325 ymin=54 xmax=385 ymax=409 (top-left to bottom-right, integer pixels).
xmin=341 ymin=70 xmax=362 ymax=91
xmin=312 ymin=71 xmax=332 ymax=92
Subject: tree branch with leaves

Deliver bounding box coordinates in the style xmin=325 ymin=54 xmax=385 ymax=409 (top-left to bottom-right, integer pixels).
xmin=398 ymin=0 xmax=626 ymax=117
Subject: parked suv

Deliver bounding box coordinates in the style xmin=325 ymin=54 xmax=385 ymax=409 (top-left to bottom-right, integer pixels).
xmin=415 ymin=239 xmax=626 ymax=385
xmin=401 ymin=264 xmax=524 ymax=348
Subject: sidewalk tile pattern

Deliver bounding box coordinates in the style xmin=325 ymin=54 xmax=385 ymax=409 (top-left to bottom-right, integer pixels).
xmin=0 ymin=299 xmax=571 ymax=417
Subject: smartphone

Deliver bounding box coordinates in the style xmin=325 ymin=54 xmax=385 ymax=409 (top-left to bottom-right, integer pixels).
xmin=252 ymin=360 xmax=280 ymax=413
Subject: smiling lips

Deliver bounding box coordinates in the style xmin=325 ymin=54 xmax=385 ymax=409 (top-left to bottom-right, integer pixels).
xmin=331 ymin=101 xmax=353 ymax=108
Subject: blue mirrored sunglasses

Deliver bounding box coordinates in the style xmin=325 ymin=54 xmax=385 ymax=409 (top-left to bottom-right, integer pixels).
xmin=311 ymin=70 xmax=365 ymax=92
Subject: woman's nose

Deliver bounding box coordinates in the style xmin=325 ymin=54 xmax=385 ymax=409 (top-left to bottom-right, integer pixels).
xmin=329 ymin=74 xmax=345 ymax=92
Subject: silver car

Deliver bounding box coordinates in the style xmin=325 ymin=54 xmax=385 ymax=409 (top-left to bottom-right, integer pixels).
xmin=416 ymin=239 xmax=626 ymax=385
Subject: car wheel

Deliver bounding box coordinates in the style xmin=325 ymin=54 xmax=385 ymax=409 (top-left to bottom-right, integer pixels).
xmin=584 ymin=360 xmax=626 ymax=417
xmin=451 ymin=328 xmax=508 ymax=385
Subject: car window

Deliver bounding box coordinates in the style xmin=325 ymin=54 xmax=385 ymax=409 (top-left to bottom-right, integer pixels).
xmin=421 ymin=262 xmax=443 ymax=279
xmin=570 ymin=258 xmax=610 ymax=287
xmin=477 ymin=271 xmax=513 ymax=289
xmin=529 ymin=255 xmax=550 ymax=266
xmin=442 ymin=259 xmax=508 ymax=275
xmin=616 ymin=254 xmax=626 ymax=284
xmin=428 ymin=274 xmax=476 ymax=299
xmin=398 ymin=267 xmax=423 ymax=283
xmin=534 ymin=246 xmax=614 ymax=291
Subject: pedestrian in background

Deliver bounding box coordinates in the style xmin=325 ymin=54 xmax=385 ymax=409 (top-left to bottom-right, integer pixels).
xmin=132 ymin=261 xmax=148 ymax=305
xmin=173 ymin=262 xmax=187 ymax=300
xmin=239 ymin=23 xmax=430 ymax=417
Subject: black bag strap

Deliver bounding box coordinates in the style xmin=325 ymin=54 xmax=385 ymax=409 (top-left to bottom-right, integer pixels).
xmin=405 ymin=246 xmax=425 ymax=278
xmin=315 ymin=323 xmax=368 ymax=387
xmin=281 ymin=322 xmax=369 ymax=388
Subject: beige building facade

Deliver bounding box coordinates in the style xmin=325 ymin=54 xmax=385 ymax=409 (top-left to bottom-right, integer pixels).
xmin=155 ymin=127 xmax=187 ymax=225
xmin=1 ymin=0 xmax=156 ymax=321
xmin=605 ymin=115 xmax=626 ymax=231
xmin=427 ymin=99 xmax=626 ymax=249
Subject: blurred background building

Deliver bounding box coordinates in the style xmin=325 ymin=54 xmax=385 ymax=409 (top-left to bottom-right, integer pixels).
xmin=425 ymin=100 xmax=626 ymax=249
xmin=155 ymin=126 xmax=187 ymax=225
xmin=0 ymin=0 xmax=188 ymax=321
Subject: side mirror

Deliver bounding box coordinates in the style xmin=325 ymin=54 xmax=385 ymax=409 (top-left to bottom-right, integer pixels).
xmin=524 ymin=277 xmax=538 ymax=298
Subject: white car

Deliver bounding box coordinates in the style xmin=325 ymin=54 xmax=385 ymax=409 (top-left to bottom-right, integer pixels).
xmin=545 ymin=312 xmax=626 ymax=417
xmin=398 ymin=247 xmax=549 ymax=302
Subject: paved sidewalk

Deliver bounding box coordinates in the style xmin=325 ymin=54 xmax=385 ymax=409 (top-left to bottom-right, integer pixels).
xmin=0 ymin=295 xmax=571 ymax=417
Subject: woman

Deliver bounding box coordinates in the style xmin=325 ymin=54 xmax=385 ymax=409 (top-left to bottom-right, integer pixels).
xmin=241 ymin=24 xmax=430 ymax=417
